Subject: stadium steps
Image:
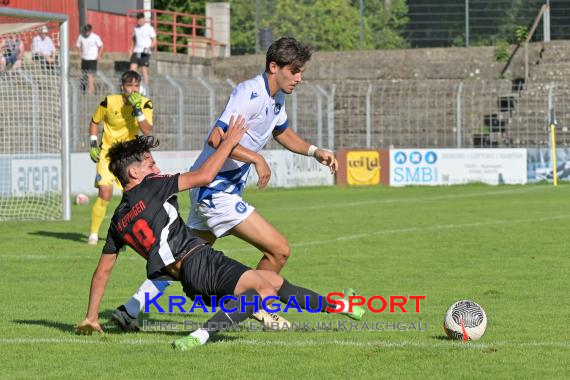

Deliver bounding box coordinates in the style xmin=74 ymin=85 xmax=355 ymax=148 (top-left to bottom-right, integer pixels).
xmin=506 ymin=80 xmax=570 ymax=147
xmin=331 ymin=79 xmax=515 ymax=148
xmin=530 ymin=41 xmax=570 ymax=81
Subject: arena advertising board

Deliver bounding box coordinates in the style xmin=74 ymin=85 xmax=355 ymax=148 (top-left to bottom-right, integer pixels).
xmin=389 ymin=149 xmax=527 ymax=186
xmin=0 ymin=154 xmax=62 ymax=197
xmin=69 ymin=151 xmax=201 ymax=195
xmin=527 ymin=148 xmax=570 ymax=182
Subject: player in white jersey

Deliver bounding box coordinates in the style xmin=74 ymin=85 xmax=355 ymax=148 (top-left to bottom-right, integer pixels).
xmin=112 ymin=37 xmax=337 ymax=331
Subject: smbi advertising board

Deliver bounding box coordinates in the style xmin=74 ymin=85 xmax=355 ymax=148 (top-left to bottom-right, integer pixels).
xmin=389 ymin=149 xmax=527 ymax=186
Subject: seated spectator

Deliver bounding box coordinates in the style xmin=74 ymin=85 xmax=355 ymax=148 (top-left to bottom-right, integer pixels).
xmin=32 ymin=25 xmax=56 ymax=72
xmin=0 ymin=33 xmax=24 ymax=71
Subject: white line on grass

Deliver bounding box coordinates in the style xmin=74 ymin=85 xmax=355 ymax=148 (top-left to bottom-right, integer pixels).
xmin=226 ymin=214 xmax=570 ymax=253
xmin=100 ymin=187 xmax=544 ymax=220
xmin=258 ymin=187 xmax=544 ymax=212
xmin=1 ymin=337 xmax=569 ymax=349
xmin=5 ymin=214 xmax=569 ymax=260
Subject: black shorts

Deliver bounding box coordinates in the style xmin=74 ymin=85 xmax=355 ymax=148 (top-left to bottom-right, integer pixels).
xmin=130 ymin=52 xmax=151 ymax=67
xmin=180 ymin=245 xmax=250 ymax=306
xmin=81 ymin=59 xmax=97 ymax=73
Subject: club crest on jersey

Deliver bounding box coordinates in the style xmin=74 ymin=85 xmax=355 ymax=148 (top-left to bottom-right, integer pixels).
xmin=235 ymin=201 xmax=247 ymax=214
xmin=250 ymin=91 xmax=259 ymax=100
xmin=274 ymin=103 xmax=282 ymax=114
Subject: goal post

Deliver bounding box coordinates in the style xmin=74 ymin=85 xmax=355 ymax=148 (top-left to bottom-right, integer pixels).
xmin=0 ymin=7 xmax=70 ymax=220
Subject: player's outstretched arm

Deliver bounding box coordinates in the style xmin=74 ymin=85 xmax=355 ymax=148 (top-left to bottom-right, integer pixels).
xmin=75 ymin=253 xmax=118 ymax=335
xmin=274 ymin=128 xmax=338 ymax=173
xmin=208 ymin=126 xmax=266 ymax=165
xmin=178 ymin=115 xmax=248 ymax=191
xmin=208 ymin=126 xmax=272 ymax=189
xmin=313 ymin=148 xmax=338 ymax=174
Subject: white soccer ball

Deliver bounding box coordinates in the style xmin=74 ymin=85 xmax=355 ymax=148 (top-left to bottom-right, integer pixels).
xmin=443 ymin=300 xmax=487 ymax=341
xmin=75 ymin=193 xmax=90 ymax=205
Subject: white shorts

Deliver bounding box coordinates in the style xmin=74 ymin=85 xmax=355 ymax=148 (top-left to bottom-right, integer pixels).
xmin=186 ymin=189 xmax=255 ymax=238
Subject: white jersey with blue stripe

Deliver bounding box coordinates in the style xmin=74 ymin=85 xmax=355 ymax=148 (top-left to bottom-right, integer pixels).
xmin=191 ymin=73 xmax=288 ymax=204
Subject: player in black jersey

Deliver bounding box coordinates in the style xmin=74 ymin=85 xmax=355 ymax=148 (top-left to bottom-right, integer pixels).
xmin=75 ymin=116 xmax=364 ymax=350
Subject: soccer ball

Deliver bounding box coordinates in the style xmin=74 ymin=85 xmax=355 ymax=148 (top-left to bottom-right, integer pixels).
xmin=75 ymin=193 xmax=90 ymax=205
xmin=443 ymin=300 xmax=487 ymax=341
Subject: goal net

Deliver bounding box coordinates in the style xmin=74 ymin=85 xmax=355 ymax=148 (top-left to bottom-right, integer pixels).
xmin=0 ymin=8 xmax=70 ymax=220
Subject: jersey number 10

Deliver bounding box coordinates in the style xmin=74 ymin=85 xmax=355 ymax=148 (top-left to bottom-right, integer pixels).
xmin=124 ymin=219 xmax=156 ymax=258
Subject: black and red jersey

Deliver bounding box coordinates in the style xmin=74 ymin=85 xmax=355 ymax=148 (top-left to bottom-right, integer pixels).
xmin=102 ymin=173 xmax=207 ymax=279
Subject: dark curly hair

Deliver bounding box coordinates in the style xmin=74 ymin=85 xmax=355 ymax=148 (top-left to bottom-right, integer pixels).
xmin=107 ymin=135 xmax=159 ymax=187
xmin=120 ymin=70 xmax=141 ymax=85
xmin=265 ymin=37 xmax=312 ymax=73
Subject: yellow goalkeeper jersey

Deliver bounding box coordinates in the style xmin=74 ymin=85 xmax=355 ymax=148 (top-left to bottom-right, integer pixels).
xmin=91 ymin=94 xmax=153 ymax=151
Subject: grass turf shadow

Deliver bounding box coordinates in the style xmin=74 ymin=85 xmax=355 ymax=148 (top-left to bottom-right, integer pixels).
xmin=29 ymin=231 xmax=86 ymax=243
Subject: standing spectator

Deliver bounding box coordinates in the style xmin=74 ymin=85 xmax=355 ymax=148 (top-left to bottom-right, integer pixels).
xmin=129 ymin=13 xmax=156 ymax=86
xmin=76 ymin=24 xmax=104 ymax=95
xmin=32 ymin=25 xmax=56 ymax=72
xmin=0 ymin=33 xmax=24 ymax=72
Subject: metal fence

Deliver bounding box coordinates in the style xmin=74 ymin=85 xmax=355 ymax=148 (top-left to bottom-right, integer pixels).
xmin=333 ymin=79 xmax=570 ymax=149
xmin=66 ymin=73 xmax=570 ymax=153
xmin=234 ymin=0 xmax=570 ymax=54
xmin=404 ymin=0 xmax=562 ymax=48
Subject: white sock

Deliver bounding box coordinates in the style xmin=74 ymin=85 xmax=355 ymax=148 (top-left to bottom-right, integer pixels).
xmin=123 ymin=279 xmax=172 ymax=318
xmin=336 ymin=298 xmax=350 ymax=314
xmin=190 ymin=329 xmax=210 ymax=345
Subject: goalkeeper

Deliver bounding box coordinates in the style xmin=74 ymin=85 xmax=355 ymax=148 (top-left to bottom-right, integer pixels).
xmin=87 ymin=70 xmax=153 ymax=245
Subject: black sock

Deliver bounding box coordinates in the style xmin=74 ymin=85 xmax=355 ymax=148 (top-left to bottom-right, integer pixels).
xmin=202 ymin=289 xmax=261 ymax=336
xmin=277 ymin=279 xmax=336 ymax=312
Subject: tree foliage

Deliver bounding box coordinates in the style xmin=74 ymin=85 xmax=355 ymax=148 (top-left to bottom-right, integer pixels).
xmin=355 ymin=0 xmax=410 ymax=49
xmin=153 ymin=0 xmax=410 ymax=54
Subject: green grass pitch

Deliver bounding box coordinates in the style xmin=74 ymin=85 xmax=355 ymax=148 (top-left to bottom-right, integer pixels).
xmin=1 ymin=183 xmax=569 ymax=378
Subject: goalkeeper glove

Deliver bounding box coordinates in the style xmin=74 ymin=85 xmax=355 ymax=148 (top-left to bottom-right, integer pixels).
xmin=89 ymin=137 xmax=100 ymax=163
xmin=128 ymin=92 xmax=145 ymax=121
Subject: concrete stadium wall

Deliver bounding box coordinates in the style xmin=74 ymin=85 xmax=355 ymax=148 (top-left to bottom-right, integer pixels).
xmin=210 ymin=44 xmax=544 ymax=83
xmin=70 ymin=42 xmax=544 ymax=83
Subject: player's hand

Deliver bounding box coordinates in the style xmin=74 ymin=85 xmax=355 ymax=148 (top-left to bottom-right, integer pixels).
xmin=75 ymin=318 xmax=103 ymax=335
xmin=221 ymin=115 xmax=248 ymax=148
xmin=89 ymin=145 xmax=100 ymax=163
xmin=314 ymin=149 xmax=338 ymax=174
xmin=127 ymin=92 xmax=143 ymax=116
xmin=254 ymin=155 xmax=271 ymax=190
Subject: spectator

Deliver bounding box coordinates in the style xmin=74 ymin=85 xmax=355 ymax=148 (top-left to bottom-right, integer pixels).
xmin=76 ymin=24 xmax=104 ymax=95
xmin=0 ymin=33 xmax=24 ymax=72
xmin=129 ymin=13 xmax=156 ymax=86
xmin=32 ymin=25 xmax=56 ymax=72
